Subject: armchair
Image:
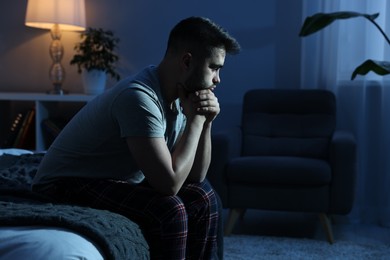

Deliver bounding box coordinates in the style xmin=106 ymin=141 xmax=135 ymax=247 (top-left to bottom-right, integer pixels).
xmin=208 ymin=89 xmax=357 ymax=244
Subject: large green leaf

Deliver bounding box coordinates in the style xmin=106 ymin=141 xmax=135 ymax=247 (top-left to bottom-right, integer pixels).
xmin=299 ymin=12 xmax=379 ymax=37
xmin=351 ymin=60 xmax=390 ymax=80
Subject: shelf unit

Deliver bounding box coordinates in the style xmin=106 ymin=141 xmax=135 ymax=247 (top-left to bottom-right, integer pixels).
xmin=0 ymin=92 xmax=96 ymax=151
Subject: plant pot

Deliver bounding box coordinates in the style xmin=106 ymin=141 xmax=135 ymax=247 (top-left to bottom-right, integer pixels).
xmin=82 ymin=69 xmax=107 ymax=95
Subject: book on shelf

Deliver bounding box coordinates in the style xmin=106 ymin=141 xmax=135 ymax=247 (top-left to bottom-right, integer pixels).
xmin=13 ymin=108 xmax=36 ymax=149
xmin=1 ymin=112 xmax=24 ymax=148
xmin=41 ymin=117 xmax=67 ymax=145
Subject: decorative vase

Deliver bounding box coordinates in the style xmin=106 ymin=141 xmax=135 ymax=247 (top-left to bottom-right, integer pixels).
xmin=82 ymin=69 xmax=107 ymax=95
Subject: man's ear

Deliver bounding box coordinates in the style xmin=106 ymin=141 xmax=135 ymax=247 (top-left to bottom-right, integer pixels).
xmin=181 ymin=52 xmax=192 ymax=70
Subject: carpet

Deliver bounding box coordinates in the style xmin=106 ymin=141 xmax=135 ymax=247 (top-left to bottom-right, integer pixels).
xmin=223 ymin=235 xmax=390 ymax=259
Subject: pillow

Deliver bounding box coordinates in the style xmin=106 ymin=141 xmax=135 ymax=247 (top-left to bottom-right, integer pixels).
xmin=0 ymin=153 xmax=45 ymax=190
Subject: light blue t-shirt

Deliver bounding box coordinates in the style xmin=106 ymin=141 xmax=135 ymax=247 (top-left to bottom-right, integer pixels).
xmin=33 ymin=66 xmax=186 ymax=185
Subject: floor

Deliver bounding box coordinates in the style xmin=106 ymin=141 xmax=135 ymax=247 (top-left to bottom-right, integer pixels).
xmin=222 ymin=209 xmax=390 ymax=246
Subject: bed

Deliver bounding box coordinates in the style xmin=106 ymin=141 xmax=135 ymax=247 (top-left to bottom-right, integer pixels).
xmin=0 ymin=149 xmax=150 ymax=260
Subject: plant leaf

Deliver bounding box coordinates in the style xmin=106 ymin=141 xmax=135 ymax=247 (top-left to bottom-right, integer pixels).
xmin=351 ymin=60 xmax=390 ymax=80
xmin=299 ymin=12 xmax=379 ymax=37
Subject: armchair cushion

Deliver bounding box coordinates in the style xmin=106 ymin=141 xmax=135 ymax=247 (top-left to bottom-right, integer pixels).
xmin=242 ymin=89 xmax=336 ymax=159
xmin=227 ymin=156 xmax=331 ymax=186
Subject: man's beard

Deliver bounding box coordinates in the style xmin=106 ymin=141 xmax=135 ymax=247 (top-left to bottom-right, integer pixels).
xmin=184 ymin=68 xmax=212 ymax=93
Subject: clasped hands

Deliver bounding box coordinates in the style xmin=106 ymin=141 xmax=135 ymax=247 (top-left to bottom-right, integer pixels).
xmin=178 ymin=85 xmax=220 ymax=124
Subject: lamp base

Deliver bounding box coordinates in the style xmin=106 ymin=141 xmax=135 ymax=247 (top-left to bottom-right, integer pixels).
xmin=46 ymin=88 xmax=68 ymax=95
xmin=46 ymin=84 xmax=68 ymax=95
xmin=48 ymin=24 xmax=66 ymax=95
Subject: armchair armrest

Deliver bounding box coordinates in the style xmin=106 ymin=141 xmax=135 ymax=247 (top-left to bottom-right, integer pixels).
xmin=207 ymin=127 xmax=242 ymax=207
xmin=329 ymin=130 xmax=357 ymax=214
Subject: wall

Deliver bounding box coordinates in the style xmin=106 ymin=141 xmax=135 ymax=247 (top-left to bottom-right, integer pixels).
xmin=0 ymin=0 xmax=303 ymax=133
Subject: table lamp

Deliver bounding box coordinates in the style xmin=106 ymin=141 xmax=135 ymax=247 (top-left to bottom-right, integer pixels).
xmin=25 ymin=0 xmax=86 ymax=94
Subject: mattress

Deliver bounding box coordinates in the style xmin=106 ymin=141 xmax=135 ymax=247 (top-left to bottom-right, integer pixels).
xmin=0 ymin=226 xmax=103 ymax=259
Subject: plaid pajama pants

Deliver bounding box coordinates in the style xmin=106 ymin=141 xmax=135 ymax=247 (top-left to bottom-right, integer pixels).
xmin=33 ymin=178 xmax=219 ymax=260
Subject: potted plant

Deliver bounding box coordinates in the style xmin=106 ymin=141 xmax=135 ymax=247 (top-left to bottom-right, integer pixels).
xmin=299 ymin=12 xmax=390 ymax=80
xmin=70 ymin=27 xmax=120 ymax=94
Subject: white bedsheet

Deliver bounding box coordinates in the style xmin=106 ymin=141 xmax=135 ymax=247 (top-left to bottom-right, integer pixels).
xmin=0 ymin=226 xmax=104 ymax=260
xmin=0 ymin=148 xmax=34 ymax=156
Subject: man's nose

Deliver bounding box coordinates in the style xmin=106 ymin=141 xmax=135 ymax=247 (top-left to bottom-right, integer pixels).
xmin=213 ymin=72 xmax=220 ymax=85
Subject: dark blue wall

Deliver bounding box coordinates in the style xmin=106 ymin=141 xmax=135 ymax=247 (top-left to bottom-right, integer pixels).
xmin=0 ymin=0 xmax=303 ymax=132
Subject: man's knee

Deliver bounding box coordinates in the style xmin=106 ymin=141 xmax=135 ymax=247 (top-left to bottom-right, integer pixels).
xmin=180 ymin=180 xmax=218 ymax=213
xmin=150 ymin=195 xmax=188 ymax=223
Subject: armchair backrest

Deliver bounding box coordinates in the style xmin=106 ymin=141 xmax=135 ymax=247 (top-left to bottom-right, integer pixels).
xmin=241 ymin=89 xmax=336 ymax=159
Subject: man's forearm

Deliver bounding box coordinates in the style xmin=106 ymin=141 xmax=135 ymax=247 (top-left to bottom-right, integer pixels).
xmin=170 ymin=116 xmax=206 ymax=192
xmin=187 ymin=122 xmax=212 ymax=182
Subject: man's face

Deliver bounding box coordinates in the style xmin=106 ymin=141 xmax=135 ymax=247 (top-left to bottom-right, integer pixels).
xmin=184 ymin=48 xmax=226 ymax=93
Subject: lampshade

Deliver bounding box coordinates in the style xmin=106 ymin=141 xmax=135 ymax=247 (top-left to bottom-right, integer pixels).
xmin=25 ymin=0 xmax=86 ymax=31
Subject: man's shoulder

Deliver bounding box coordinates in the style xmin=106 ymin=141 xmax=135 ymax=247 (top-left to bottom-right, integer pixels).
xmin=129 ymin=65 xmax=160 ymax=94
xmin=110 ymin=66 xmax=159 ymax=97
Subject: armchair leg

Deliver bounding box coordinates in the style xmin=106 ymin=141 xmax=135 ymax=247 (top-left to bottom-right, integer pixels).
xmin=224 ymin=208 xmax=244 ymax=236
xmin=319 ymin=213 xmax=334 ymax=244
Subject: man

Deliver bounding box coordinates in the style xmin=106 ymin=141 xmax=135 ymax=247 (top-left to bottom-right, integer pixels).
xmin=32 ymin=16 xmax=240 ymax=259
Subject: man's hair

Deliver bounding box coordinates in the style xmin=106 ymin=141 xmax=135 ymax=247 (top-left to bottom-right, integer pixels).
xmin=166 ymin=16 xmax=241 ymax=57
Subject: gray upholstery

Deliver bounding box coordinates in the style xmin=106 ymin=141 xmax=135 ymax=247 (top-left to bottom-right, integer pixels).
xmin=207 ymin=89 xmax=357 ymax=243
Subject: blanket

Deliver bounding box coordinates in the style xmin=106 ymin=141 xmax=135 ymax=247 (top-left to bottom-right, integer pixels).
xmin=0 ymin=200 xmax=149 ymax=260
xmin=0 ymin=153 xmax=149 ymax=260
